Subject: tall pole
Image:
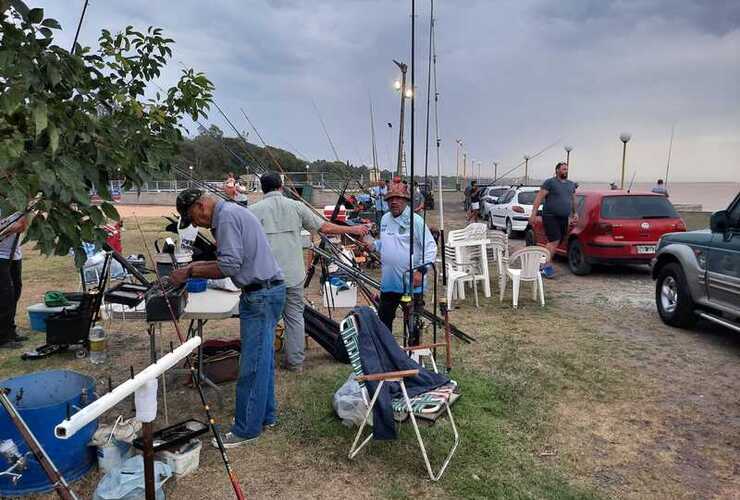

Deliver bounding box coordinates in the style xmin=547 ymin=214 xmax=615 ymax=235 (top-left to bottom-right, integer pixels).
xmin=523 ymin=155 xmax=530 ymax=185
xmin=394 ymin=61 xmax=408 ymax=177
xmin=462 ymin=152 xmax=467 ymax=187
xmin=619 ymin=133 xmax=631 ymax=189
xmin=492 ymin=161 xmax=498 ymax=183
xmin=565 ymin=145 xmax=573 ymax=166
xmin=664 ymin=125 xmax=675 ymax=191
xmin=455 ymin=139 xmax=462 ymax=190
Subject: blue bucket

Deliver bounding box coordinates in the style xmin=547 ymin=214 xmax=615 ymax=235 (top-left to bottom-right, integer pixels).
xmin=0 ymin=370 xmax=98 ymax=496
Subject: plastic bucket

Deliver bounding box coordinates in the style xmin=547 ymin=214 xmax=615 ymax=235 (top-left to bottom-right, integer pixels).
xmin=0 ymin=370 xmax=98 ymax=496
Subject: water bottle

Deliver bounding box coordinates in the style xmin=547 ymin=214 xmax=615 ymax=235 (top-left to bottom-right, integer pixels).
xmin=88 ymin=325 xmax=107 ymax=364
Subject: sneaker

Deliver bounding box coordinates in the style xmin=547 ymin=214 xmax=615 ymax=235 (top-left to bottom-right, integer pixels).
xmin=541 ymin=264 xmax=555 ymax=279
xmin=264 ymin=420 xmax=278 ymax=430
xmin=212 ymin=431 xmax=259 ymax=449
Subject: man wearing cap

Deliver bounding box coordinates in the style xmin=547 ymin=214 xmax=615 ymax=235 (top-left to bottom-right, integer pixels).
xmin=368 ymin=183 xmax=437 ymax=344
xmin=0 ymin=211 xmax=29 ymax=349
xmin=249 ymin=173 xmax=369 ymax=372
xmin=170 ymin=189 xmax=285 ymax=448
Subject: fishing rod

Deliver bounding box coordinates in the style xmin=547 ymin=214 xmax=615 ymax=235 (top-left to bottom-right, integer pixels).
xmin=430 ymin=0 xmax=446 ymax=285
xmin=489 ymin=138 xmax=563 ymax=186
xmin=70 ymin=0 xmax=90 ymax=54
xmin=133 ymin=217 xmax=246 ymax=500
xmin=420 ymin=0 xmax=438 ymax=354
xmin=369 ymin=93 xmax=380 ymax=179
xmin=664 ymin=123 xmax=675 ymax=192
xmin=311 ymin=98 xmax=342 ymax=163
xmin=312 ymin=243 xmax=475 ymax=343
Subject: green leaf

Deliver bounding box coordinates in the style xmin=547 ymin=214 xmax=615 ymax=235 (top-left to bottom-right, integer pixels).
xmin=33 ymin=101 xmax=48 ymax=136
xmin=41 ymin=18 xmax=61 ymax=29
xmin=100 ymin=202 xmax=120 ymax=221
xmin=27 ymin=7 xmax=42 ymax=23
xmin=47 ymin=64 xmax=61 ymax=86
xmin=48 ymin=122 xmax=59 ymax=155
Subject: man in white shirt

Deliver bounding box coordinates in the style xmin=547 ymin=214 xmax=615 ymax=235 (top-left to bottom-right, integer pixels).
xmin=0 ymin=211 xmax=29 ymax=348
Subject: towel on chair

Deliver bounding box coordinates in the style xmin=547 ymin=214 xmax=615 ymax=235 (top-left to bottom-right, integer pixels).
xmin=351 ymin=306 xmax=450 ymax=440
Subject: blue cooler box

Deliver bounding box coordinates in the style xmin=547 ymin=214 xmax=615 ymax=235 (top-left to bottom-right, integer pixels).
xmin=26 ymin=302 xmax=78 ymax=333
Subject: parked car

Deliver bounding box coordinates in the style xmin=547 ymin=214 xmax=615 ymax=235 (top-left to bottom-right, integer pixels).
xmin=525 ymin=190 xmax=687 ymax=275
xmin=479 ymin=185 xmax=511 ymax=219
xmin=651 ymin=193 xmax=740 ymax=332
xmin=488 ymin=186 xmax=540 ymax=236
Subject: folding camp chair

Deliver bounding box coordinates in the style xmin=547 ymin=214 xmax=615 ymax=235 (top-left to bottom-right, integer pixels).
xmin=339 ymin=314 xmax=459 ymax=481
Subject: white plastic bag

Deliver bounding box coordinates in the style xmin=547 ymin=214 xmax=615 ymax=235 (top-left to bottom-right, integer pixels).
xmin=207 ymin=278 xmax=240 ymax=292
xmin=93 ymin=455 xmax=171 ymax=500
xmin=332 ymin=374 xmax=370 ymax=427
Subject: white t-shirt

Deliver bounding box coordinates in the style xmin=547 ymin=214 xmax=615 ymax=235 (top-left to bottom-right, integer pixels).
xmin=0 ymin=210 xmax=22 ymax=260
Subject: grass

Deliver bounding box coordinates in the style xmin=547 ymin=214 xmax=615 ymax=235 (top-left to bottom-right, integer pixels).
xmin=5 ymin=209 xmax=727 ymax=499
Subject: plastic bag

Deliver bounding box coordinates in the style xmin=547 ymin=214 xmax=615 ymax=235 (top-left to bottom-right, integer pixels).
xmin=93 ymin=455 xmax=171 ymax=500
xmin=332 ymin=373 xmax=370 ymax=427
xmin=208 ymin=278 xmax=240 ymax=292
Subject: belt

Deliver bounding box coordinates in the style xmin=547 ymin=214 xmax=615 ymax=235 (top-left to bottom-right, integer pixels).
xmin=242 ymin=279 xmax=284 ymax=293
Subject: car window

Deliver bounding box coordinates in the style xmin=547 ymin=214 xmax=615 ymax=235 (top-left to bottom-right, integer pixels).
xmin=600 ymin=195 xmax=679 ymax=219
xmin=517 ymin=191 xmax=537 ymax=205
xmin=728 ymin=196 xmax=740 ymax=228
xmin=501 ymin=190 xmax=515 ymax=204
xmin=489 ymin=188 xmax=508 ymax=198
xmin=576 ymin=195 xmax=586 ymax=216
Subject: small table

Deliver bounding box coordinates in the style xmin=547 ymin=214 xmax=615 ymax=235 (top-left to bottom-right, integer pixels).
xmin=146 ymin=288 xmax=240 ymax=404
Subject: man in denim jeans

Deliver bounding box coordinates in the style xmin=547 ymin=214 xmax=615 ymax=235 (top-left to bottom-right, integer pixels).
xmin=172 ymin=189 xmax=285 ymax=448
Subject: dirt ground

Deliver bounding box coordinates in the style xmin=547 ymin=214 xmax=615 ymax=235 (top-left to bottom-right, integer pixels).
xmin=2 ymin=192 xmax=738 ymax=499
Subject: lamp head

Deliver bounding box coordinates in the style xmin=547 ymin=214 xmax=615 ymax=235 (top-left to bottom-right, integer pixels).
xmin=523 ymin=155 xmax=530 ymax=161
xmin=564 ymin=145 xmax=573 ymax=152
xmin=404 ymin=87 xmax=413 ymax=98
xmin=619 ymin=132 xmax=631 ymax=143
xmin=394 ymin=80 xmax=402 ymax=90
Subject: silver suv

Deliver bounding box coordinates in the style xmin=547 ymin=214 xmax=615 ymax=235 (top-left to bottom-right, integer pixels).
xmin=652 ymin=193 xmax=740 ymax=332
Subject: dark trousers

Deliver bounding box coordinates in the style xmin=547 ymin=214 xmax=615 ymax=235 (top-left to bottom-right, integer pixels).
xmin=377 ymin=291 xmax=424 ymax=345
xmin=0 ymin=259 xmax=22 ymax=342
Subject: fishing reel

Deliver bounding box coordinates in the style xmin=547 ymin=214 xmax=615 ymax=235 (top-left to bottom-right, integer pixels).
xmin=0 ymin=439 xmax=30 ymax=485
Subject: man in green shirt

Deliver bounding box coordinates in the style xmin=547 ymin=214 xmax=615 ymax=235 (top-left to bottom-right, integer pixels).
xmin=249 ymin=173 xmax=369 ymax=372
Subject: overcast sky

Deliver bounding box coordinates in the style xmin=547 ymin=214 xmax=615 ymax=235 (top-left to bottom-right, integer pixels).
xmin=38 ymin=0 xmax=739 ymax=183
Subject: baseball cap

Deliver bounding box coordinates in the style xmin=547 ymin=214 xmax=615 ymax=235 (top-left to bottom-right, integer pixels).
xmin=176 ymin=188 xmax=203 ymax=228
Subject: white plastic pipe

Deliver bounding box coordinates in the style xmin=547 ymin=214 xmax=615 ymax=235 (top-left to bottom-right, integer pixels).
xmin=55 ymin=337 xmax=201 ymax=439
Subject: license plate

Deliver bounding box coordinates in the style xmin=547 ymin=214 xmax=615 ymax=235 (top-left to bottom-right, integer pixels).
xmin=636 ymin=245 xmax=656 ymax=254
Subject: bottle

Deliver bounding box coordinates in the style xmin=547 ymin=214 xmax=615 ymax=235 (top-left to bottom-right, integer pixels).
xmin=88 ymin=325 xmax=107 ymax=364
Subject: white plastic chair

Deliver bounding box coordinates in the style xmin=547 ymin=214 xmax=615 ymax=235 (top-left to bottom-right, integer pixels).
xmin=499 ymin=246 xmax=549 ymax=309
xmin=486 ymin=230 xmax=508 ymax=284
xmin=444 ymin=246 xmax=481 ymax=309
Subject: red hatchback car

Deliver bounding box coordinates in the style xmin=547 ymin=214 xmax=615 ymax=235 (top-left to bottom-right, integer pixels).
xmin=525 ymin=191 xmax=687 ymax=275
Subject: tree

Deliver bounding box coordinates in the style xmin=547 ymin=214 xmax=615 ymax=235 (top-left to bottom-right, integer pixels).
xmin=0 ymin=1 xmax=213 ymax=264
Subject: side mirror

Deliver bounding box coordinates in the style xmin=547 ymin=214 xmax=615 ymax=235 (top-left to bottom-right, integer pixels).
xmin=710 ymin=210 xmax=729 ymax=233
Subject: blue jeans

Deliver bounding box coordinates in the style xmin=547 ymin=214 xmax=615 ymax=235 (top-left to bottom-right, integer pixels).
xmin=231 ymin=283 xmax=286 ymax=439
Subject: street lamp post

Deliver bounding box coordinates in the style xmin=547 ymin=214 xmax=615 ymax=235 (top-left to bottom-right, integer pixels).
xmin=523 ymin=155 xmax=530 ymax=185
xmin=477 ymin=160 xmax=482 ymax=183
xmin=305 ymin=164 xmax=310 ymax=185
xmin=393 ymin=60 xmax=409 ymax=177
xmin=455 ymin=139 xmax=463 ymax=191
xmin=564 ymin=145 xmax=573 ymax=165
xmin=188 ymin=165 xmax=194 ymax=189
xmin=492 ymin=161 xmax=498 ymax=183
xmin=462 ymin=152 xmax=467 ymax=187
xmin=619 ymin=133 xmax=631 ymax=189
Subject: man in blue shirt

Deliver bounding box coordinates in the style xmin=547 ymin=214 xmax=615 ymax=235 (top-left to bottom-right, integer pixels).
xmin=0 ymin=211 xmax=29 ymax=348
xmin=369 ymin=184 xmax=437 ymax=344
xmin=171 ymin=189 xmax=285 ymax=448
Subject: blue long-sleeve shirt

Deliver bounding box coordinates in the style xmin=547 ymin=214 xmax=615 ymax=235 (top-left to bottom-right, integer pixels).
xmin=374 ymin=207 xmax=437 ymax=294
xmin=211 ymin=200 xmax=283 ymax=287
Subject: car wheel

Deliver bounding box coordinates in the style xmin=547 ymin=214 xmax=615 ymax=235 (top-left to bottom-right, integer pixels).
xmin=524 ymin=227 xmax=536 ymax=246
xmin=567 ymin=239 xmax=592 ymax=275
xmin=655 ymin=263 xmax=696 ymax=328
xmin=505 ymin=218 xmax=513 ymax=237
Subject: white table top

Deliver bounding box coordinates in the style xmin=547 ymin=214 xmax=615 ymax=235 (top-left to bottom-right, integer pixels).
xmin=182 ymin=288 xmax=240 ymax=320
xmin=106 ymin=287 xmax=240 ymax=321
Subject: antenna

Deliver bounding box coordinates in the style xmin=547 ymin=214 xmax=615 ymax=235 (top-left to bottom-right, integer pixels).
xmin=627 ymin=171 xmax=637 ymax=193
xmin=664 ymin=123 xmax=675 ymax=191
